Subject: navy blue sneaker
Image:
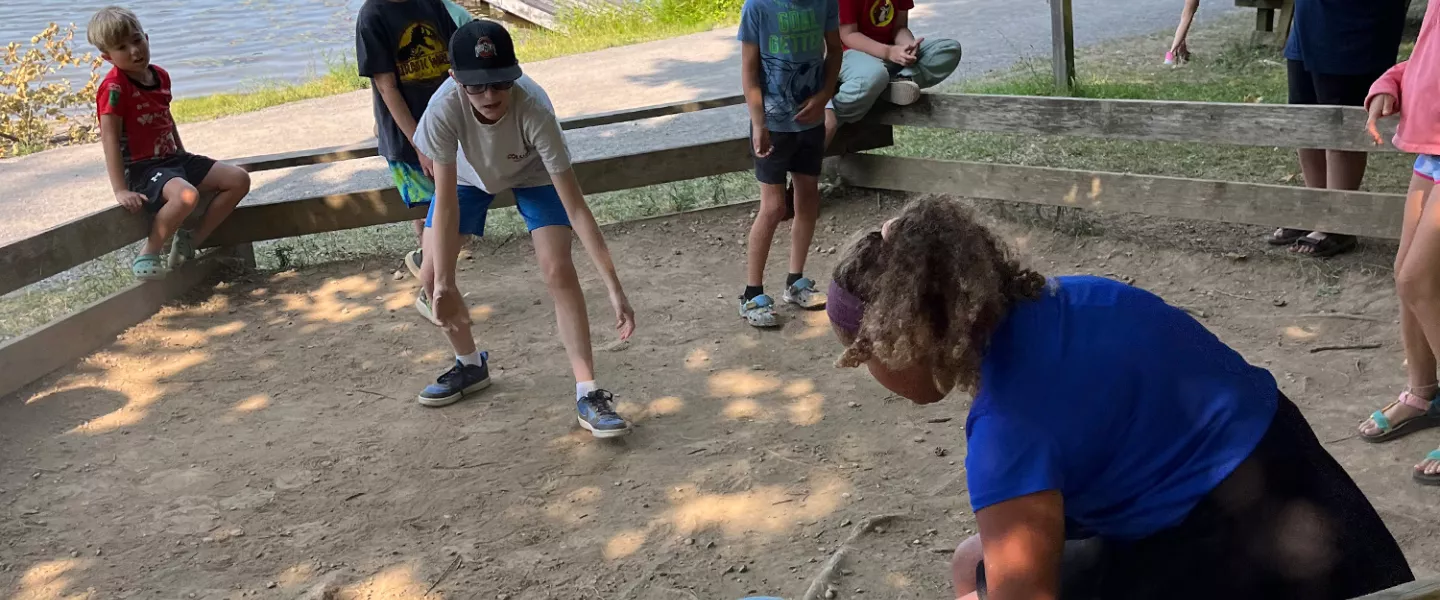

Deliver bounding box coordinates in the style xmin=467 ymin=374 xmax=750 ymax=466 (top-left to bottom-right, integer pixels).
xmin=418 ymin=353 xmax=490 ymax=407
xmin=577 ymin=390 xmax=630 ymax=438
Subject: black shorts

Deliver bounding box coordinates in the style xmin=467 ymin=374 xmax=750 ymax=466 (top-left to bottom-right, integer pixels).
xmin=125 ymin=153 xmax=217 ymax=213
xmin=753 ymin=126 xmax=825 ymax=185
xmin=1287 ymin=60 xmax=1388 ymax=107
xmin=976 ymin=393 xmax=1413 ymax=600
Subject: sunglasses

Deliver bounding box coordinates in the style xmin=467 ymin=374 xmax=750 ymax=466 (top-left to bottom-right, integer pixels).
xmin=462 ymin=80 xmax=516 ymax=95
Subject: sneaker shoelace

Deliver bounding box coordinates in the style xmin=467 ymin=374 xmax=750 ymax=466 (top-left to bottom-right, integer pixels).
xmin=436 ymin=362 xmax=464 ymax=386
xmin=584 ymin=390 xmax=619 ymax=419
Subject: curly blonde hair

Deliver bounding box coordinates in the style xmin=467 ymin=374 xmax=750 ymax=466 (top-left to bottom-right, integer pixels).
xmin=832 ymin=196 xmax=1047 ymax=395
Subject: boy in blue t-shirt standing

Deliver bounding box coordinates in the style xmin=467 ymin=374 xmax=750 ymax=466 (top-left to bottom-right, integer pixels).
xmin=736 ymin=0 xmax=842 ymax=328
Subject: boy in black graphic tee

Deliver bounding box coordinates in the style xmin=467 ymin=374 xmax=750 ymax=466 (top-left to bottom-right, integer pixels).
xmin=356 ymin=0 xmax=462 ymax=278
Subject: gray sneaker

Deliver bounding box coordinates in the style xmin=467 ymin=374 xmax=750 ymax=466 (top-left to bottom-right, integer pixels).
xmin=415 ymin=288 xmax=441 ymax=326
xmin=887 ymin=77 xmax=921 ymax=106
xmin=783 ymin=277 xmax=827 ymax=310
xmin=404 ymin=249 xmax=423 ymax=280
xmin=167 ymin=228 xmax=195 ymax=269
xmin=739 ymin=294 xmax=780 ymax=328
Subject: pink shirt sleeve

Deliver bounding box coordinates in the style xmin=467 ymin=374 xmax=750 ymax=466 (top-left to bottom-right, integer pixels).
xmin=1367 ymin=61 xmax=1407 ymax=111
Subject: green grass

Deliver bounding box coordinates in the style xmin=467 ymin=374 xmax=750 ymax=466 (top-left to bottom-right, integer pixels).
xmin=167 ymin=0 xmax=743 ymax=123
xmin=171 ymin=60 xmax=369 ymax=123
xmin=516 ymin=0 xmax=741 ymax=61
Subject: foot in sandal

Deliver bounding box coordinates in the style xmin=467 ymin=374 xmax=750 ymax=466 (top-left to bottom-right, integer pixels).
xmin=1290 ymin=232 xmax=1357 ymax=258
xmin=1359 ymin=385 xmax=1440 ymax=442
xmin=1415 ymin=449 xmax=1440 ymax=486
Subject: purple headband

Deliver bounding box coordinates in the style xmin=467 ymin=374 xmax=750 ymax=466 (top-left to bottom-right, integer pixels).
xmin=827 ymin=280 xmax=866 ymax=336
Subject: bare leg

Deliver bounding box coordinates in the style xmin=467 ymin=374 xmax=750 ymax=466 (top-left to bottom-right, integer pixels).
xmin=824 ymin=108 xmax=840 ymax=150
xmin=412 ymin=218 xmax=425 ymax=245
xmin=747 ymin=183 xmax=788 ymax=287
xmin=788 ymin=173 xmax=821 ymax=276
xmin=145 ymin=178 xmax=200 ymax=255
xmin=532 ymin=225 xmax=595 ymax=383
xmin=191 ymin=163 xmax=251 ymax=247
xmin=1295 ymin=149 xmax=1368 ymax=254
xmin=1361 ymin=174 xmax=1438 ymax=436
xmin=1393 ymin=184 xmax=1440 ymax=476
xmin=1169 ymin=0 xmax=1200 ymax=57
xmin=951 ymin=535 xmax=984 ymax=599
xmin=422 ymin=225 xmax=477 ymax=355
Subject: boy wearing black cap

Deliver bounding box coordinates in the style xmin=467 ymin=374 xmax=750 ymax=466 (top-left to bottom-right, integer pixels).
xmin=411 ymin=19 xmax=638 ymax=438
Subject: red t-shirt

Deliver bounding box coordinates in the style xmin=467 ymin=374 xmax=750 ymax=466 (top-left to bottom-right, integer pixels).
xmin=96 ymin=65 xmax=182 ymax=164
xmin=838 ymin=0 xmax=915 ymax=47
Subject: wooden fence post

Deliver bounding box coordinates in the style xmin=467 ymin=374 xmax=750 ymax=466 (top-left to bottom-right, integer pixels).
xmin=1051 ymin=0 xmax=1076 ymax=91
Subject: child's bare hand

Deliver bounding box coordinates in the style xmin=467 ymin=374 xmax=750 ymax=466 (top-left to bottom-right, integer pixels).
xmin=418 ymin=152 xmax=435 ymax=178
xmin=796 ymin=94 xmax=829 ymax=125
xmin=1367 ymin=93 xmax=1398 ymax=146
xmin=114 ymin=190 xmax=146 ymax=213
xmin=610 ymin=290 xmax=636 ymax=340
xmin=752 ymin=122 xmax=773 ymax=157
xmin=432 ymin=282 xmax=467 ymax=331
xmin=887 ymin=44 xmax=917 ymax=66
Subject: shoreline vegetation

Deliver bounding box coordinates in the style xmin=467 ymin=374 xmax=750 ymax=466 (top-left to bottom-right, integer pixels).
xmin=172 ymin=0 xmax=745 ymax=123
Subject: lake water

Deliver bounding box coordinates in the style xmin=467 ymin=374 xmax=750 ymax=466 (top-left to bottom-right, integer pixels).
xmin=2 ymin=0 xmax=370 ymax=98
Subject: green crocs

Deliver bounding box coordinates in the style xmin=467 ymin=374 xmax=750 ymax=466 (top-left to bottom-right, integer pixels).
xmin=132 ymin=254 xmax=167 ymax=280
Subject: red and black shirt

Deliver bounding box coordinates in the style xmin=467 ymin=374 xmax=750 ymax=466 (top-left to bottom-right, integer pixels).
xmin=96 ymin=65 xmax=183 ymax=165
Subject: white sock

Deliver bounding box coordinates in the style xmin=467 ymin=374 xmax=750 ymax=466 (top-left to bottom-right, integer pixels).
xmin=576 ymin=380 xmax=597 ymax=400
xmin=457 ymin=351 xmax=483 ymax=367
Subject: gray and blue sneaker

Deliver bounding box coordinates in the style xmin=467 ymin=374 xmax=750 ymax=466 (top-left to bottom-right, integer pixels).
xmin=167 ymin=228 xmax=195 ymax=269
xmin=739 ymin=294 xmax=780 ymax=328
xmin=418 ymin=353 xmax=490 ymax=407
xmin=782 ymin=277 xmax=827 ymax=310
xmin=577 ymin=389 xmax=630 ymax=438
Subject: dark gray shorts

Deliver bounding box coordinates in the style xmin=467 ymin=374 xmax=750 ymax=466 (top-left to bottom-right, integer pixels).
xmin=752 ymin=126 xmax=825 ymax=185
xmin=125 ymin=153 xmax=216 ymax=213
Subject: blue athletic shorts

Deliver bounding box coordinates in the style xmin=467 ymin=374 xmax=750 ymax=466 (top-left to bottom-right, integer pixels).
xmin=425 ymin=184 xmax=571 ymax=237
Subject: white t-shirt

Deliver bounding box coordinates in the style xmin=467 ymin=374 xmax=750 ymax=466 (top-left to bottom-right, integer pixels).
xmin=414 ymin=75 xmax=571 ymax=193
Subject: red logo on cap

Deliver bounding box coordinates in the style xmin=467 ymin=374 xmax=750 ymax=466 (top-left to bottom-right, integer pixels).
xmin=475 ymin=36 xmax=496 ymax=59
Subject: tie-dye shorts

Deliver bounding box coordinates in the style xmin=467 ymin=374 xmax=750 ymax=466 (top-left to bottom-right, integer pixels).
xmin=1415 ymin=154 xmax=1440 ymax=182
xmin=388 ymin=160 xmax=436 ymax=207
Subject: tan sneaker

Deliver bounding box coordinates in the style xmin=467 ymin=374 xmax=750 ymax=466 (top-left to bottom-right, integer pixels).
xmin=887 ymin=78 xmax=921 ymax=106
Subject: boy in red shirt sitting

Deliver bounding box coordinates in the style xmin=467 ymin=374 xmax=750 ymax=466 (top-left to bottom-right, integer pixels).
xmin=89 ymin=6 xmax=252 ymax=280
xmin=823 ymin=0 xmax=961 ymax=144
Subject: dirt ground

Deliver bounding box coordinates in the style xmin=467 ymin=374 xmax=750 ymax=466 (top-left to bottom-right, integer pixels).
xmin=3 ymin=191 xmax=1440 ymax=599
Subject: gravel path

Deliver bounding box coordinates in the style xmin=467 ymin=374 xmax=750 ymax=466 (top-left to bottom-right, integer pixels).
xmin=0 ymin=0 xmax=1240 ymax=245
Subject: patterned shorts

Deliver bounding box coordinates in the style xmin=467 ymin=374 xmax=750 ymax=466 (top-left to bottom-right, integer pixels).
xmin=387 ymin=160 xmax=436 ymax=207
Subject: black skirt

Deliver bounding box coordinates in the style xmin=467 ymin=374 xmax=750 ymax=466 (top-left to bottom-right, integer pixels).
xmin=978 ymin=393 xmax=1413 ymax=600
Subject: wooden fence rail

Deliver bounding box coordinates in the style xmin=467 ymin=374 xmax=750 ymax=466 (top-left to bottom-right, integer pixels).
xmin=848 ymin=93 xmax=1408 ymax=239
xmin=0 ymin=94 xmax=746 ymax=300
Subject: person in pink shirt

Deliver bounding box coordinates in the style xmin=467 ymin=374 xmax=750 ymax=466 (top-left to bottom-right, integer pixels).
xmin=1361 ymin=0 xmax=1440 ymax=487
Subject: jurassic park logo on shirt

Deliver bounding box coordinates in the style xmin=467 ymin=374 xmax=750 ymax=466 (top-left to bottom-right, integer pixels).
xmin=396 ymin=21 xmax=450 ymax=83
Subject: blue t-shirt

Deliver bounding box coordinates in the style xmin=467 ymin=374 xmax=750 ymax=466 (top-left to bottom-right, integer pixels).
xmin=964 ymin=276 xmax=1278 ymax=540
xmin=737 ymin=0 xmax=839 ymax=132
xmin=1283 ymin=0 xmax=1406 ymax=76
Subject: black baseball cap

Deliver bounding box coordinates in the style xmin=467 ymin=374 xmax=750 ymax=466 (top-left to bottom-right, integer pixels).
xmin=450 ymin=19 xmax=522 ymax=86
